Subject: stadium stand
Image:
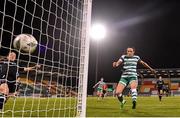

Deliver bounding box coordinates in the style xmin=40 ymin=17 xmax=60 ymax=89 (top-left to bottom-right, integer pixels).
xmin=18 ymin=77 xmax=77 ymax=97
xmin=93 ymin=68 xmax=180 ymax=97
xmin=138 ymin=68 xmax=180 ymax=96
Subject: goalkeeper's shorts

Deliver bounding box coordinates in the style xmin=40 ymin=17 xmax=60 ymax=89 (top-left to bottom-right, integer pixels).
xmin=0 ymin=79 xmax=6 ymax=85
xmin=119 ymin=76 xmax=137 ymax=86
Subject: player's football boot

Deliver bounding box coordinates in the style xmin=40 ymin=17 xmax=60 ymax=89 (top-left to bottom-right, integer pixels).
xmin=120 ymin=100 xmax=126 ymax=109
xmin=132 ymin=101 xmax=136 ymax=109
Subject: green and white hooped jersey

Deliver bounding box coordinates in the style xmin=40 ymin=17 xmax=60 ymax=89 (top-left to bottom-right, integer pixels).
xmin=119 ymin=55 xmax=141 ymax=77
xmin=98 ymin=81 xmax=105 ymax=89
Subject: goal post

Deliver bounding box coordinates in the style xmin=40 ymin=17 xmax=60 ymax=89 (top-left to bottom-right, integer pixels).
xmin=77 ymin=0 xmax=92 ymax=117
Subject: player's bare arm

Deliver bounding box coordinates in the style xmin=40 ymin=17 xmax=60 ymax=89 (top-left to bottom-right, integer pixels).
xmin=93 ymin=82 xmax=100 ymax=88
xmin=113 ymin=59 xmax=123 ymax=68
xmin=23 ymin=64 xmax=41 ymax=71
xmin=139 ymin=60 xmax=155 ymax=74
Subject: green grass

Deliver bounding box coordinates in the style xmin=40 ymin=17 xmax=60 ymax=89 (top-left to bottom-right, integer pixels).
xmin=1 ymin=96 xmax=180 ymax=117
xmin=87 ymin=96 xmax=180 ymax=117
xmin=1 ymin=97 xmax=77 ymax=117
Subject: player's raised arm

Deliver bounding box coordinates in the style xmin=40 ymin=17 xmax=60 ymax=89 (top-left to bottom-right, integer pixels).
xmin=23 ymin=64 xmax=41 ymax=71
xmin=139 ymin=60 xmax=155 ymax=74
xmin=93 ymin=81 xmax=100 ymax=88
xmin=113 ymin=58 xmax=123 ymax=68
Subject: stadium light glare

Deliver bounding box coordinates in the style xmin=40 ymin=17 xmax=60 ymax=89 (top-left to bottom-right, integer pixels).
xmin=90 ymin=23 xmax=106 ymax=41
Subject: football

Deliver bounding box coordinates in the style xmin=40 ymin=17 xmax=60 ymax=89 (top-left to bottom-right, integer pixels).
xmin=13 ymin=34 xmax=38 ymax=53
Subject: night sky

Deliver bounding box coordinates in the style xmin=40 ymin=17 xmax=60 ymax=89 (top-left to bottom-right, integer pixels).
xmin=88 ymin=0 xmax=180 ymax=94
xmin=0 ymin=0 xmax=180 ymax=95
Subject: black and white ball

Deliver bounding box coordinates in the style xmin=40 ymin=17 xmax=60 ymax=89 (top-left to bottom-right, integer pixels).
xmin=13 ymin=34 xmax=38 ymax=53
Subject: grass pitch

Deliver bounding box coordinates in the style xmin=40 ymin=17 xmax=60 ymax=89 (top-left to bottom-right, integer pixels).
xmin=1 ymin=96 xmax=180 ymax=117
xmin=87 ymin=96 xmax=180 ymax=117
xmin=1 ymin=97 xmax=77 ymax=117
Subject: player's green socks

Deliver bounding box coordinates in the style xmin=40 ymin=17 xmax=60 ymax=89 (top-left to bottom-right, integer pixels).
xmin=131 ymin=89 xmax=137 ymax=101
xmin=131 ymin=89 xmax=137 ymax=109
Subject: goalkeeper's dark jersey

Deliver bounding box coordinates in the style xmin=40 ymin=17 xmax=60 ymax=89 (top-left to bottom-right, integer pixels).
xmin=157 ymin=80 xmax=164 ymax=89
xmin=0 ymin=60 xmax=20 ymax=93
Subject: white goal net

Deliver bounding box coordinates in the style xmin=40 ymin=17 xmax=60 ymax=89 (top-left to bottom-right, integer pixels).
xmin=0 ymin=0 xmax=92 ymax=117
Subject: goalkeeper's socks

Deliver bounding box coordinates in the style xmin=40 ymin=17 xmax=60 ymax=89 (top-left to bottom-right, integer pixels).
xmin=131 ymin=89 xmax=137 ymax=102
xmin=0 ymin=94 xmax=6 ymax=110
xmin=117 ymin=94 xmax=123 ymax=103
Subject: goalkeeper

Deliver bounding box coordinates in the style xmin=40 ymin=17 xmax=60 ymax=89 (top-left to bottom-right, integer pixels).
xmin=0 ymin=52 xmax=40 ymax=111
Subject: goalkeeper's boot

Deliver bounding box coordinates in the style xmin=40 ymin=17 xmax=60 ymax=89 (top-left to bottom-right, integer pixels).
xmin=132 ymin=101 xmax=136 ymax=109
xmin=120 ymin=100 xmax=126 ymax=109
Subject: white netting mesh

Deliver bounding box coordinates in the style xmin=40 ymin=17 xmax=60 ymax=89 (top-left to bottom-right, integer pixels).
xmin=0 ymin=0 xmax=90 ymax=117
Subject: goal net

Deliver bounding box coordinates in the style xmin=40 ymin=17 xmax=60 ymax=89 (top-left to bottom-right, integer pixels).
xmin=0 ymin=0 xmax=91 ymax=117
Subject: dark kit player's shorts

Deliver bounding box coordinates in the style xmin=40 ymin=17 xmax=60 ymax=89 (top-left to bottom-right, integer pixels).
xmin=0 ymin=62 xmax=18 ymax=93
xmin=157 ymin=87 xmax=163 ymax=94
xmin=0 ymin=79 xmax=6 ymax=85
xmin=0 ymin=77 xmax=17 ymax=93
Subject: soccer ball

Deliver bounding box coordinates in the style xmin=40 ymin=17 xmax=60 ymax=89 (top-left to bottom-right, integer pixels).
xmin=13 ymin=34 xmax=38 ymax=53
